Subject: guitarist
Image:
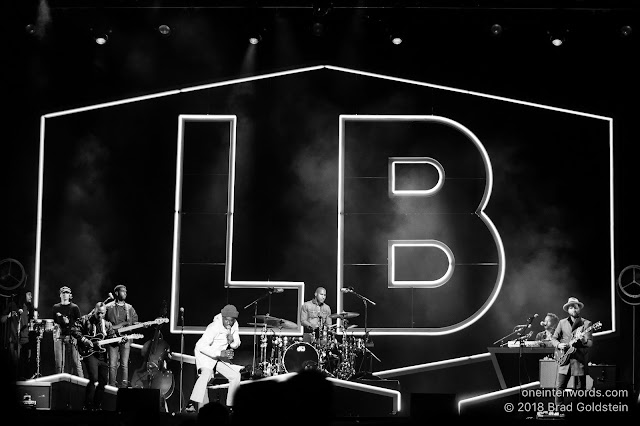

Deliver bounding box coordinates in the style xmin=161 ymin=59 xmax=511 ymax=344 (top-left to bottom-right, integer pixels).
xmin=105 ymin=284 xmax=139 ymax=388
xmin=75 ymin=302 xmax=116 ymax=411
xmin=550 ymin=297 xmax=593 ymax=411
xmin=187 ymin=304 xmax=242 ymax=413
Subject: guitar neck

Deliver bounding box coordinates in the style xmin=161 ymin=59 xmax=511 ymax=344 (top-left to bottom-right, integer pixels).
xmin=97 ymin=337 xmax=125 ymax=346
xmin=115 ymin=318 xmax=168 ymax=333
xmin=116 ymin=321 xmax=151 ymax=333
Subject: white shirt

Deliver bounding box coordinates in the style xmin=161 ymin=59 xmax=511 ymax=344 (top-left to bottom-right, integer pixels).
xmin=194 ymin=313 xmax=241 ymax=371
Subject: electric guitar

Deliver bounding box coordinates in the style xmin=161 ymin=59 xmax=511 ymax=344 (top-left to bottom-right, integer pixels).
xmin=554 ymin=321 xmax=601 ymax=366
xmin=79 ymin=333 xmax=144 ymax=359
xmin=113 ymin=317 xmax=169 ymax=334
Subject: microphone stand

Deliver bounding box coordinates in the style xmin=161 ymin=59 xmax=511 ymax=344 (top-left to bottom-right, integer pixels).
xmin=179 ymin=309 xmax=185 ymax=413
xmin=493 ymin=324 xmax=530 ymax=347
xmin=244 ymin=289 xmax=274 ymax=378
xmin=348 ymin=289 xmax=379 ymax=378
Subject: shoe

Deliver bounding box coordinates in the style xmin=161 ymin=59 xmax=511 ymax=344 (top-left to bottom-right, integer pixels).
xmin=185 ymin=403 xmax=197 ymax=413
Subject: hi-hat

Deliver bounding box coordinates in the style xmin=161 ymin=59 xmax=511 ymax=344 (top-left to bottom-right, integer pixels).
xmin=328 ymin=311 xmax=360 ymax=320
xmin=253 ymin=314 xmax=297 ymax=329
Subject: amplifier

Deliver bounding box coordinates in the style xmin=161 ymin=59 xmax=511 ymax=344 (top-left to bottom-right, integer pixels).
xmin=539 ymin=359 xmax=597 ymax=389
xmin=15 ymin=381 xmax=52 ymax=410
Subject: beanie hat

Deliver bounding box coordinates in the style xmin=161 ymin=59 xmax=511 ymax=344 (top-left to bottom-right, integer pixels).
xmin=221 ymin=304 xmax=239 ymax=318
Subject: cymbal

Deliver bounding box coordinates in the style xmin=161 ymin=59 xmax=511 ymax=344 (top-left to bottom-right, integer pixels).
xmin=248 ymin=322 xmax=273 ymax=328
xmin=253 ymin=315 xmax=298 ymax=329
xmin=253 ymin=314 xmax=278 ymax=321
xmin=328 ymin=311 xmax=360 ymax=320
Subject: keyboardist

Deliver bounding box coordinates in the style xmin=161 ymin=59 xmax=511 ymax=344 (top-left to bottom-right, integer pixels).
xmin=534 ymin=313 xmax=559 ymax=348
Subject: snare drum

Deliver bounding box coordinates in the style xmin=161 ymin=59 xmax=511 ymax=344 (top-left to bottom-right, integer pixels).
xmin=283 ymin=342 xmax=319 ymax=373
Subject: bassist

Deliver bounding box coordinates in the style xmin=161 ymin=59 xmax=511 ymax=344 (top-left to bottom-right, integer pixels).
xmin=106 ymin=284 xmax=139 ymax=388
xmin=550 ymin=297 xmax=593 ymax=411
xmin=75 ymin=302 xmax=116 ymax=411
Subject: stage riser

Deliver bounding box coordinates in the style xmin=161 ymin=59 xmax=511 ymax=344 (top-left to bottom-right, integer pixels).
xmin=16 ymin=381 xmax=117 ymax=411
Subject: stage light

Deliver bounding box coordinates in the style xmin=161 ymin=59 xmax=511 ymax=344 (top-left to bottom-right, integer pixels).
xmin=90 ymin=27 xmax=112 ymax=45
xmin=620 ymin=25 xmax=632 ymax=37
xmin=490 ymin=24 xmax=503 ymax=36
xmin=249 ymin=35 xmax=261 ymax=45
xmin=547 ymin=29 xmax=567 ymax=47
xmin=390 ymin=35 xmax=402 ymax=45
xmin=158 ymin=24 xmax=171 ymax=36
xmin=95 ymin=34 xmax=108 ymax=45
xmin=310 ymin=0 xmax=332 ymax=37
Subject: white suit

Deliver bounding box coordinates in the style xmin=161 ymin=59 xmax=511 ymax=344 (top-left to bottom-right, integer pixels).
xmin=190 ymin=313 xmax=242 ymax=407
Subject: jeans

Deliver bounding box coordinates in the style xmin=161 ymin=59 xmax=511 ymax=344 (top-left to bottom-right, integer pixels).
xmin=108 ymin=339 xmax=131 ymax=387
xmin=555 ymin=373 xmax=583 ymax=406
xmin=54 ymin=336 xmax=84 ymax=378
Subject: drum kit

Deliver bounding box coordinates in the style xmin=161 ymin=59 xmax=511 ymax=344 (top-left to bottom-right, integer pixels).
xmin=27 ymin=317 xmax=60 ymax=378
xmin=250 ymin=311 xmax=366 ymax=380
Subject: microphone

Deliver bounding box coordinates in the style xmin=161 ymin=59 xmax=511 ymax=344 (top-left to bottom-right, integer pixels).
xmin=540 ymin=321 xmax=546 ymax=327
xmin=180 ymin=307 xmax=184 ymax=314
xmin=267 ymin=287 xmax=284 ymax=293
xmin=526 ymin=314 xmax=538 ymax=323
xmin=18 ymin=309 xmax=23 ymax=315
xmin=341 ymin=287 xmax=354 ymax=293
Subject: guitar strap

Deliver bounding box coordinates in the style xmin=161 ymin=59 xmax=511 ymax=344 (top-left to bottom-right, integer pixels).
xmin=570 ymin=317 xmax=583 ymax=332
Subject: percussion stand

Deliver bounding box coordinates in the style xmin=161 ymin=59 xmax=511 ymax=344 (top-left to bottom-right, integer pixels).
xmin=350 ymin=290 xmax=378 ymax=376
xmin=244 ymin=289 xmax=275 ymax=378
xmin=30 ymin=326 xmax=44 ymax=379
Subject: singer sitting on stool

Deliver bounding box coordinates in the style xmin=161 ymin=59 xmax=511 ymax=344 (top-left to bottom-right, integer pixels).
xmin=187 ymin=304 xmax=242 ymax=412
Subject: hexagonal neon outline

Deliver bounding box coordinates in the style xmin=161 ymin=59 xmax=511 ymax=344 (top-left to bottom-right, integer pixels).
xmin=33 ymin=65 xmax=615 ymax=351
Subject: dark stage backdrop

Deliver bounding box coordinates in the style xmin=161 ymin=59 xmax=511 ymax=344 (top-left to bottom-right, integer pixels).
xmin=3 ymin=4 xmax=638 ymax=408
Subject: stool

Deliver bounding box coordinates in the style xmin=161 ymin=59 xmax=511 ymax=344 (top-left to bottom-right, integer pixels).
xmin=206 ymin=372 xmax=229 ymax=404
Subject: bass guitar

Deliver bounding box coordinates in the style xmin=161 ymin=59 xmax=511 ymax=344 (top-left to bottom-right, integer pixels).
xmin=79 ymin=333 xmax=144 ymax=359
xmin=114 ymin=317 xmax=169 ymax=334
xmin=554 ymin=321 xmax=601 ymax=366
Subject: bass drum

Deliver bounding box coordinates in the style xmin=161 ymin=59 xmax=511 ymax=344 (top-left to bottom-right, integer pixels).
xmin=283 ymin=342 xmax=318 ymax=373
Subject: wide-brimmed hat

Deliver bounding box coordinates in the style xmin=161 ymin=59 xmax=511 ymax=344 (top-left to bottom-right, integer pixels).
xmin=563 ymin=297 xmax=584 ymax=312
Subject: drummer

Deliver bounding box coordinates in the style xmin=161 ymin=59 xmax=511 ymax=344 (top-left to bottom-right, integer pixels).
xmin=300 ymin=287 xmax=332 ymax=344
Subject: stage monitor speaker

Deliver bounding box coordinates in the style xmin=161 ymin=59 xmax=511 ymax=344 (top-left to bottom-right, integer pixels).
xmin=15 ymin=381 xmax=51 ymax=410
xmin=116 ymin=388 xmax=160 ymax=419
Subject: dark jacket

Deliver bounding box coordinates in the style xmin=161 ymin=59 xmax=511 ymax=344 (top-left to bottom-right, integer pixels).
xmin=551 ymin=316 xmax=593 ymax=376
